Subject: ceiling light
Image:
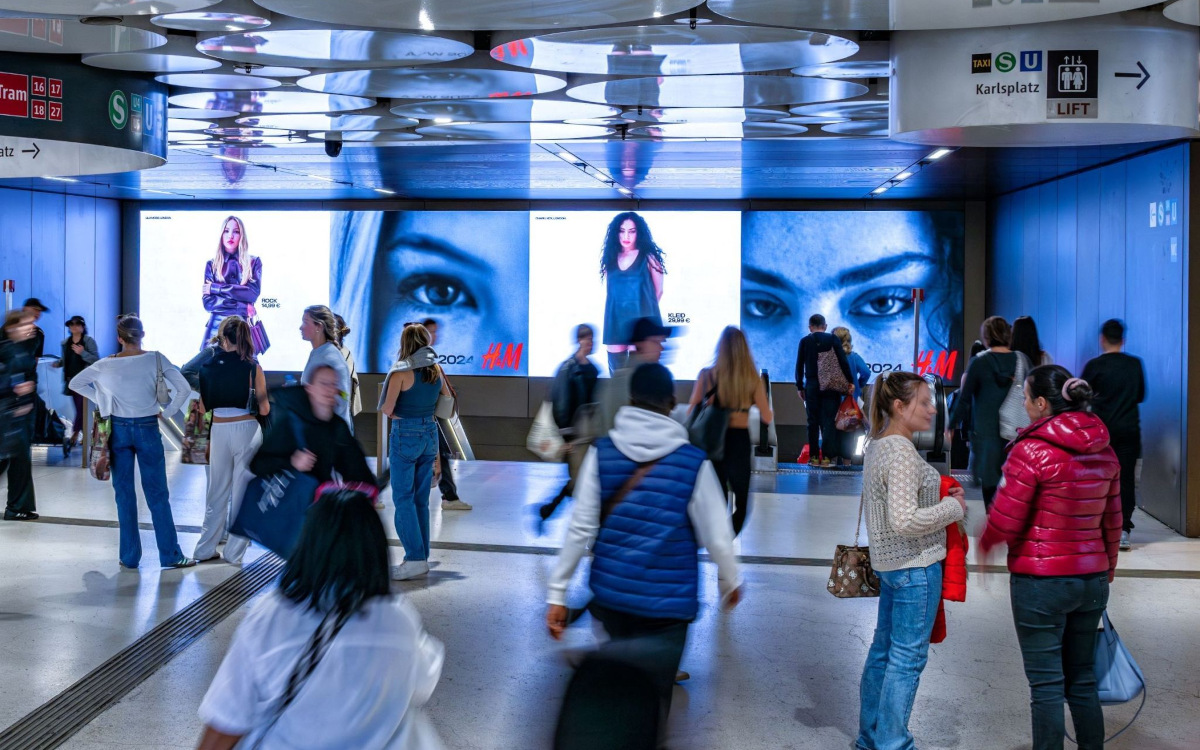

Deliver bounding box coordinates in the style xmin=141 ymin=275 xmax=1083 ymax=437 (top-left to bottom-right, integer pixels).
xmin=418 ymin=9 xmax=434 ymax=31
xmin=374 ymin=188 xmax=396 ymax=195
xmin=871 ymin=186 xmax=888 ymax=195
xmin=617 ymin=187 xmax=633 ymax=195
xmin=895 ymin=171 xmax=914 ymax=181
xmin=43 ymin=176 xmax=79 ymax=183
xmin=433 ymin=117 xmax=453 ymax=124
xmin=212 ymin=154 xmax=252 ymax=164
xmin=927 ymin=148 xmax=952 ymax=161
xmin=556 ymin=151 xmax=574 ymax=160
xmin=307 ymin=174 xmax=337 ymax=183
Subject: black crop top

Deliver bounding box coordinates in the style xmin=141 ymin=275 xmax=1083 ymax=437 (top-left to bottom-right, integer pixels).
xmin=198 ymin=350 xmax=256 ymax=411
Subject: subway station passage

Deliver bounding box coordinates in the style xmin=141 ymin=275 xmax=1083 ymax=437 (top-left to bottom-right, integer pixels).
xmin=0 ymin=451 xmax=1196 ymax=750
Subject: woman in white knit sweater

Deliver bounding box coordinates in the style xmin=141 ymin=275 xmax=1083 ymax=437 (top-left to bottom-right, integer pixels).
xmin=856 ymin=371 xmax=966 ymax=750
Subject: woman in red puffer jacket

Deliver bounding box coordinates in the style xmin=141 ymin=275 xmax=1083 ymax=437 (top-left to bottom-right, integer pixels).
xmin=981 ymin=365 xmax=1121 ymax=750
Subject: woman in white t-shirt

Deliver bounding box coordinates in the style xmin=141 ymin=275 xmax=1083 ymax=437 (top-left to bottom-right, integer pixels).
xmin=196 ymin=485 xmax=445 ymax=750
xmin=69 ymin=314 xmax=194 ymax=569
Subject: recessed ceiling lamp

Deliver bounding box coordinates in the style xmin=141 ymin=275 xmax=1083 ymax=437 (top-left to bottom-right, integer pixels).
xmin=867 ymin=147 xmax=958 ymax=197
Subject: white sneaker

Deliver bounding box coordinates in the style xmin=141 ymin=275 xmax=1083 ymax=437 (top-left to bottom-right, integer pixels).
xmin=1119 ymin=531 xmax=1131 ymax=551
xmin=442 ymin=499 xmax=472 ymax=511
xmin=391 ymin=560 xmax=430 ymax=581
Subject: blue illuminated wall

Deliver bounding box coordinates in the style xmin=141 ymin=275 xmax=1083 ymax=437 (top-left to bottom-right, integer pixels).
xmin=990 ymin=143 xmax=1190 ymax=535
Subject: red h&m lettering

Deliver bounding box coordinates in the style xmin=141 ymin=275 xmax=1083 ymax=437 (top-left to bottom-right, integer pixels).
xmin=481 ymin=343 xmax=524 ymax=371
xmin=916 ymin=350 xmax=959 ymax=380
xmin=0 ymin=72 xmax=29 ymax=118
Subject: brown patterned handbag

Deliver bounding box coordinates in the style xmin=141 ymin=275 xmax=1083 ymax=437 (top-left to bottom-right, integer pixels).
xmin=828 ymin=492 xmax=881 ymax=598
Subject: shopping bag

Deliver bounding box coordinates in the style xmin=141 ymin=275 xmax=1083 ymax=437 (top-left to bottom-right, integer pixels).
xmin=817 ymin=348 xmax=852 ymax=393
xmin=686 ymin=385 xmax=729 ymax=462
xmin=527 ymin=401 xmax=565 ymax=461
xmin=835 ymin=395 xmax=865 ymax=432
xmin=229 ymin=470 xmax=322 ymax=559
xmin=89 ymin=414 xmax=111 ymax=481
xmin=180 ymin=400 xmax=211 ymax=465
xmin=247 ymin=303 xmax=270 ymax=356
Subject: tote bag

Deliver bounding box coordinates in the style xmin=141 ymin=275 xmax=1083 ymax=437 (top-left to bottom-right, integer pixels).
xmin=997 ymin=351 xmax=1031 ymax=441
xmin=527 ymin=402 xmax=565 ymax=461
xmin=686 ymin=384 xmax=729 ymax=462
xmin=1068 ymin=611 xmax=1146 ymax=743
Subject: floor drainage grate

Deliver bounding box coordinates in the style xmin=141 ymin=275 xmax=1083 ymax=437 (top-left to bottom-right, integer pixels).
xmin=0 ymin=553 xmax=285 ymax=749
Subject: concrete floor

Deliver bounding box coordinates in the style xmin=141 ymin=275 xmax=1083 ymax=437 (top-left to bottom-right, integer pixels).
xmin=2 ymin=447 xmax=1199 ymax=749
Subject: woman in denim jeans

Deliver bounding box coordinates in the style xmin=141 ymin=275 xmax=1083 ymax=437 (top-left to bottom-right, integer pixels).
xmin=380 ymin=323 xmax=451 ymax=581
xmin=857 ymin=372 xmax=966 ymax=750
xmin=70 ymin=315 xmax=195 ymax=569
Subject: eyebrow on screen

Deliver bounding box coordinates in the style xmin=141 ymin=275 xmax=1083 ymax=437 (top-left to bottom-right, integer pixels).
xmin=741 ymin=265 xmax=793 ymax=292
xmin=836 ymin=252 xmax=934 ymax=287
xmin=384 ymin=232 xmax=489 ymax=271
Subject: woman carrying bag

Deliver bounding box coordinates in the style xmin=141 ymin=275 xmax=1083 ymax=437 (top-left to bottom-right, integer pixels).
xmin=856 ymin=371 xmax=966 ymax=750
xmin=57 ymin=315 xmax=99 ymax=454
xmin=980 ymin=366 xmax=1122 ymax=750
xmin=194 ymin=317 xmax=270 ymax=565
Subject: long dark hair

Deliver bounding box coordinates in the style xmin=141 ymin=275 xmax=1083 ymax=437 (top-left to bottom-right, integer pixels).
xmin=1026 ymin=365 xmax=1093 ymax=415
xmin=1010 ymin=316 xmax=1045 ymax=365
xmin=217 ymin=315 xmax=255 ymax=363
xmin=600 ymin=212 xmax=666 ymax=280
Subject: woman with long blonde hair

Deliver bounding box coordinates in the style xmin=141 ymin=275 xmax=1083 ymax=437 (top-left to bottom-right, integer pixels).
xmin=201 ymin=216 xmax=263 ymax=352
xmin=380 ymin=323 xmax=453 ymax=581
xmin=687 ymin=326 xmax=773 ymax=535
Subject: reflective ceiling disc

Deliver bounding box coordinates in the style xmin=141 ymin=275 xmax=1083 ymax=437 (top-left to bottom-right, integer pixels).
xmin=167 ymin=132 xmax=214 ymax=141
xmin=1164 ymin=0 xmax=1200 ymax=25
xmin=232 ymin=65 xmax=310 ymax=77
xmin=568 ymin=75 xmax=866 ymax=107
xmin=169 ymin=90 xmax=376 ymax=113
xmin=151 ymin=12 xmax=269 ymax=32
xmin=0 ymin=1 xmax=218 ymax=13
xmin=0 ymin=20 xmax=165 ymax=54
xmin=821 ymin=119 xmax=889 ymax=137
xmin=301 ymin=69 xmax=565 ymax=99
xmin=169 ymin=106 xmax=239 ymax=119
xmin=621 ymin=107 xmax=783 ymax=123
xmin=629 ymin=121 xmax=806 ymax=138
xmin=790 ymin=100 xmax=889 ymax=119
xmin=390 ymin=98 xmax=618 ymax=122
xmin=707 ymin=0 xmax=1163 ymax=30
xmin=777 ymin=115 xmax=848 ymax=125
xmin=167 ymin=118 xmax=213 ymax=131
xmin=252 ymin=0 xmax=704 ymax=31
xmin=415 ymin=122 xmax=614 ymax=140
xmin=207 ymin=127 xmax=297 ymax=137
xmin=491 ymin=25 xmax=856 ymax=76
xmin=157 ymin=73 xmax=281 ymax=90
xmin=196 ymin=29 xmax=473 ymax=70
xmin=235 ymin=114 xmax=418 ymax=130
xmin=310 ymin=131 xmax=422 ymax=142
xmin=793 ymin=60 xmax=891 ymax=78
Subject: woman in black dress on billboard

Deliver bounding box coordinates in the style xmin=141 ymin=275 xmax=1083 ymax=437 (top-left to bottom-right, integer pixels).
xmin=600 ymin=212 xmax=666 ymax=374
xmin=202 ymin=216 xmax=263 ymax=353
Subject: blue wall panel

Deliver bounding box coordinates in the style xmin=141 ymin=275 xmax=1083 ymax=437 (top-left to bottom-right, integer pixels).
xmin=0 ymin=188 xmax=33 ymax=308
xmin=64 ymin=196 xmax=97 ymax=333
xmin=94 ymin=199 xmax=120 ymax=356
xmin=1097 ymin=162 xmax=1127 ymax=323
xmin=31 ymin=192 xmax=66 ymax=326
xmin=1076 ymin=170 xmax=1102 ymax=366
xmin=1036 ymin=182 xmax=1059 ymax=350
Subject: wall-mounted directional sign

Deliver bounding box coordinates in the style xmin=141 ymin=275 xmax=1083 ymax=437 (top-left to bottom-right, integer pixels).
xmin=891 ymin=12 xmax=1199 ymax=146
xmin=0 ymin=52 xmax=167 ymax=178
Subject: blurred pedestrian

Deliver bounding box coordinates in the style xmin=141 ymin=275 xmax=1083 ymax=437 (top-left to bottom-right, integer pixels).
xmin=595 ymin=317 xmax=672 ymax=436
xmin=333 ymin=314 xmax=362 ymax=418
xmin=538 ymin=324 xmax=600 ymax=526
xmin=300 ymin=305 xmax=353 ymax=430
xmin=21 ymin=297 xmax=48 ymax=358
xmin=0 ymin=310 xmax=39 ymax=520
xmin=421 ymin=318 xmax=470 ymax=511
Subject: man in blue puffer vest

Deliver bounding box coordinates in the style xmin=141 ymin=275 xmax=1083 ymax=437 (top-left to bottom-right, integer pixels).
xmin=546 ymin=363 xmax=742 ymax=724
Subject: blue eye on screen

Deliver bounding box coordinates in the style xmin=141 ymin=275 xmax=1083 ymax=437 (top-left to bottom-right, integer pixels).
xmin=397 ymin=274 xmax=477 ymax=309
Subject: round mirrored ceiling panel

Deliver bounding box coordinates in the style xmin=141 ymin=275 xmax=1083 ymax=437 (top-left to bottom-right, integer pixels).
xmin=310 ymin=131 xmax=422 ymax=142
xmin=790 ymin=100 xmax=889 ymax=119
xmin=152 ymin=9 xmax=269 ymax=32
xmin=569 ymin=75 xmax=866 ymax=108
xmin=708 ymin=0 xmax=1163 ymax=30
xmin=167 ymin=118 xmax=213 ymax=131
xmin=490 ymin=25 xmax=855 ymax=76
xmin=793 ymin=60 xmax=890 ymax=78
xmin=157 ymin=73 xmax=281 ymax=90
xmin=621 ymin=107 xmax=783 ymax=123
xmin=0 ymin=20 xmax=165 ymax=54
xmin=196 ymin=29 xmax=474 ymax=70
xmin=169 ymin=90 xmax=376 ymax=114
xmin=301 ymin=69 xmax=565 ymax=99
xmin=391 ymin=98 xmax=618 ymax=122
xmin=253 ymin=0 xmax=704 ymax=31
xmin=169 ymin=106 xmax=239 ymax=119
xmin=0 ymin=1 xmax=218 ymax=13
xmin=821 ymin=119 xmax=888 ymax=137
xmin=1164 ymin=0 xmax=1200 ymax=25
xmin=416 ymin=122 xmax=614 ymax=140
xmin=630 ymin=122 xmax=807 ymax=138
xmin=236 ymin=114 xmax=418 ymax=131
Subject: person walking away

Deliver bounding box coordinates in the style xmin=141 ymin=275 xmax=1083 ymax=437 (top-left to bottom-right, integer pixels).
xmin=832 ymin=326 xmax=871 ymax=466
xmin=333 ymin=314 xmax=362 ymax=418
xmin=538 ymin=324 xmax=601 ymax=525
xmin=947 ymin=316 xmax=1029 ymax=511
xmin=56 ymin=315 xmax=99 ymax=454
xmin=381 ymin=324 xmax=454 ymax=581
xmin=1082 ymin=319 xmax=1145 ymax=551
xmin=857 ymin=371 xmax=967 ymax=750
xmin=795 ymin=314 xmax=852 ymax=466
xmin=595 ymin=317 xmax=672 ymax=437
xmin=196 ymin=486 xmax=445 ymax=750
xmin=0 ymin=311 xmax=39 ymax=520
xmin=299 ymin=305 xmax=353 ymax=431
xmin=21 ymin=298 xmax=48 ymax=358
xmin=69 ymin=315 xmax=195 ymax=569
xmin=980 ymin=366 xmax=1121 ymax=750
xmin=194 ymin=317 xmax=270 ymax=564
xmin=1010 ymin=316 xmax=1054 ymax=367
xmin=546 ymin=363 xmax=742 ymax=730
xmin=421 ymin=318 xmax=471 ymax=511
xmin=687 ymin=326 xmax=772 ymax=536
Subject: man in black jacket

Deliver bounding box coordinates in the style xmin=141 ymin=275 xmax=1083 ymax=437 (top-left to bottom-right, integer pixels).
xmin=537 ymin=324 xmax=600 ymax=526
xmin=795 ymin=314 xmax=853 ymax=467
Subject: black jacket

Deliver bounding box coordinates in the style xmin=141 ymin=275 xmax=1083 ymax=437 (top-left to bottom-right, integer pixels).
xmin=250 ymin=386 xmax=374 ymax=485
xmin=551 ymin=355 xmax=599 ymax=431
xmin=795 ymin=331 xmax=852 ymax=392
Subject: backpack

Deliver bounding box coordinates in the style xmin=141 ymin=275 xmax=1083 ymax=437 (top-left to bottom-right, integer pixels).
xmin=551 ymin=358 xmax=579 ymax=430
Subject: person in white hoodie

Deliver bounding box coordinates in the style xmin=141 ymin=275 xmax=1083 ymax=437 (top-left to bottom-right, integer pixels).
xmin=546 ymin=363 xmax=742 ymax=726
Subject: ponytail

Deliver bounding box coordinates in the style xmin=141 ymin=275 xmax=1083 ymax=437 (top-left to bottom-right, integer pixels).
xmin=867 ymin=371 xmax=926 ymax=439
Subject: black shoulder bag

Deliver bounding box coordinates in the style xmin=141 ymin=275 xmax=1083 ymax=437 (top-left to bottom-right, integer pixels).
xmin=686 ymin=376 xmax=730 ymax=462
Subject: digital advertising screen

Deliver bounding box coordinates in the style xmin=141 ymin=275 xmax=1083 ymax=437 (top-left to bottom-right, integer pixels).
xmin=528 ymin=210 xmax=742 ymax=378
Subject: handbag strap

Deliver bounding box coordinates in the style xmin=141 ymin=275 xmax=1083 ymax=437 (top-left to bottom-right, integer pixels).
xmin=854 ymin=491 xmax=867 ymax=548
xmin=600 ymin=459 xmax=659 ymax=525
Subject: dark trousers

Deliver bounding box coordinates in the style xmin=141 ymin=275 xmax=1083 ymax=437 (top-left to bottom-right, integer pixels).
xmin=714 ymin=427 xmax=751 ymax=536
xmin=70 ymin=392 xmax=85 ymax=437
xmin=1010 ymin=573 xmax=1109 ymax=750
xmin=804 ymin=386 xmax=841 ymax=461
xmin=589 ymin=603 xmax=690 ymax=725
xmin=436 ymin=421 xmax=458 ymax=501
xmin=1 ymin=414 xmax=36 ymax=513
xmin=1110 ymin=438 xmax=1139 ymax=532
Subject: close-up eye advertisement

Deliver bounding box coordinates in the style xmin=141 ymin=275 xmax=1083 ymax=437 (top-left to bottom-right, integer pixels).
xmin=139 ymin=209 xmax=963 ymax=380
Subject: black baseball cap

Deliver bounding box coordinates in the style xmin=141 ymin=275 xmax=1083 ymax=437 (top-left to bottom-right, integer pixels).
xmin=23 ymin=297 xmax=48 ymax=312
xmin=65 ymin=315 xmax=86 ymax=327
xmin=630 ymin=317 xmax=672 ymax=344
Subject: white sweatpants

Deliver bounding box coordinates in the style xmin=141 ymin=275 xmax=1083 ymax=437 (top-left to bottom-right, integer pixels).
xmin=193 ymin=419 xmax=262 ymax=563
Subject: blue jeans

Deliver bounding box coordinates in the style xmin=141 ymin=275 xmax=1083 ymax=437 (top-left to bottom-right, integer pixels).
xmin=390 ymin=417 xmax=437 ymax=562
xmin=110 ymin=416 xmax=183 ymax=567
xmin=857 ymin=563 xmax=943 ymax=750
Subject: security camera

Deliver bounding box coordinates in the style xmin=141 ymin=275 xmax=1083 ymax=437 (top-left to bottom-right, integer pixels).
xmin=324 ymin=140 xmax=343 ymax=158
